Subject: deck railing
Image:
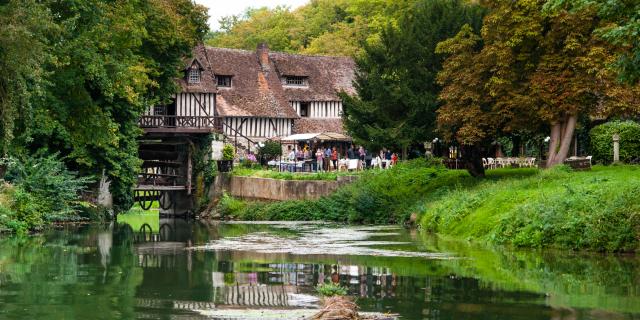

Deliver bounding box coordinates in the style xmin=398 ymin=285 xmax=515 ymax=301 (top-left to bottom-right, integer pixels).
xmin=138 ymin=115 xmax=221 ymax=130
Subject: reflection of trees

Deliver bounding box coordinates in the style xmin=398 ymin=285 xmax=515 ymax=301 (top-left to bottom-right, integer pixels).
xmin=0 ymin=225 xmax=142 ymax=319
xmin=419 ymin=232 xmax=640 ymax=314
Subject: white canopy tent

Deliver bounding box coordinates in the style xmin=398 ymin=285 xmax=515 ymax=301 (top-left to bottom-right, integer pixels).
xmin=274 ymin=132 xmax=352 ymax=142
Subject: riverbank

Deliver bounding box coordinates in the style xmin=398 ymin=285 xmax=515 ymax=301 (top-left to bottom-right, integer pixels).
xmin=218 ymin=161 xmax=640 ymax=252
xmin=421 ymin=165 xmax=640 ymax=252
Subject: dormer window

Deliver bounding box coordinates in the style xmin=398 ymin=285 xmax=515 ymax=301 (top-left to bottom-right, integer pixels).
xmin=216 ymin=75 xmax=232 ymax=88
xmin=284 ymin=76 xmax=308 ymax=87
xmin=188 ymin=68 xmax=201 ymax=84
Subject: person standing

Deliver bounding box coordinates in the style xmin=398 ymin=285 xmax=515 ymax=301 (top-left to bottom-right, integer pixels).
xmin=331 ymin=147 xmax=338 ymax=171
xmin=324 ymin=146 xmax=332 ymax=171
xmin=315 ymin=148 xmax=324 ymax=172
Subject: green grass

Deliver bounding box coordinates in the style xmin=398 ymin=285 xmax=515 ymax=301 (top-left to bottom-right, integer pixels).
xmin=220 ymin=159 xmax=538 ymax=224
xmin=231 ymin=167 xmax=358 ymax=181
xmin=221 ymin=160 xmax=640 ymax=252
xmin=420 ymin=165 xmax=640 ymax=252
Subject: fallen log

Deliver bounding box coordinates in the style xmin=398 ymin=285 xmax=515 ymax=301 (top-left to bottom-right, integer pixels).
xmin=310 ymin=296 xmax=397 ymax=320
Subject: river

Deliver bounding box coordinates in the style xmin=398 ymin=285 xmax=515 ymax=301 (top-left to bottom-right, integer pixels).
xmin=0 ymin=218 xmax=638 ymax=319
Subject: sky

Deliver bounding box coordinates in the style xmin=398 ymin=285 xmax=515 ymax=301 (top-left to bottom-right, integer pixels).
xmin=195 ymin=0 xmax=309 ymax=31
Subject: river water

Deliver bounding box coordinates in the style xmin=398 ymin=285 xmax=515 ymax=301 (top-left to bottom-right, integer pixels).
xmin=0 ymin=218 xmax=638 ymax=320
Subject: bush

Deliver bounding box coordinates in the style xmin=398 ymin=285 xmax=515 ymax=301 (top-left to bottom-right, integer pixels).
xmin=590 ymin=120 xmax=640 ymax=163
xmin=222 ymin=144 xmax=235 ymax=161
xmin=316 ymin=283 xmax=348 ymax=297
xmin=0 ymin=154 xmax=91 ymax=233
xmin=219 ymin=159 xmax=485 ymax=224
xmin=258 ymin=140 xmax=282 ymax=161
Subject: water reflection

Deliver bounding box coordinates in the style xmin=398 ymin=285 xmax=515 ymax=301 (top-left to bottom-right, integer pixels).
xmin=0 ymin=219 xmax=638 ymax=320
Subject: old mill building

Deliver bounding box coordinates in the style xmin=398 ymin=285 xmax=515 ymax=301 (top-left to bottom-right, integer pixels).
xmin=140 ymin=43 xmax=356 ymax=151
xmin=133 ymin=44 xmax=355 ymax=215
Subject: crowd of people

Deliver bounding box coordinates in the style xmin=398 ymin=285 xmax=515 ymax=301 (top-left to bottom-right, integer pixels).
xmin=284 ymin=144 xmax=399 ymax=171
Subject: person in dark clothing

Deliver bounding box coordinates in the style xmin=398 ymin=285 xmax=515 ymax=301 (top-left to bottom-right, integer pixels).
xmin=347 ymin=146 xmax=355 ymax=160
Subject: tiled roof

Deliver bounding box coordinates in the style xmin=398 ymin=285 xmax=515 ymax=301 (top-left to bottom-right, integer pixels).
xmin=292 ymin=118 xmax=345 ymax=134
xmin=270 ymin=52 xmax=356 ymax=102
xmin=176 ymin=44 xmax=356 ymax=118
xmin=176 ymin=45 xmax=217 ymax=94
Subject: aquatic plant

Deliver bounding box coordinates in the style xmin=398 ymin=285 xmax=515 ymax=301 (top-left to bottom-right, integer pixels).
xmin=316 ymin=282 xmax=348 ymax=297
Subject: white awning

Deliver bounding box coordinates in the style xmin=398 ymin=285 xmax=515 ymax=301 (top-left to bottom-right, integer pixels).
xmin=274 ymin=132 xmax=352 ymax=142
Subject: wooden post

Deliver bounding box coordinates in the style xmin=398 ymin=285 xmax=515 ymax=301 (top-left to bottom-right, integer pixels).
xmin=187 ymin=145 xmax=192 ymax=195
xmin=613 ymin=134 xmax=620 ymax=163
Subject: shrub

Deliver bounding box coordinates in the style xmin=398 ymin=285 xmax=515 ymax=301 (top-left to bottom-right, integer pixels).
xmin=222 ymin=144 xmax=235 ymax=161
xmin=316 ymin=283 xmax=348 ymax=297
xmin=590 ymin=120 xmax=640 ymax=163
xmin=258 ymin=140 xmax=282 ymax=161
xmin=0 ymin=154 xmax=91 ymax=232
xmin=217 ymin=192 xmax=248 ymax=217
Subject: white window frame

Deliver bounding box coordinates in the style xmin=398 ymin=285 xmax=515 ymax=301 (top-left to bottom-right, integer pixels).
xmin=188 ymin=68 xmax=201 ymax=84
xmin=284 ymin=76 xmax=308 ymax=87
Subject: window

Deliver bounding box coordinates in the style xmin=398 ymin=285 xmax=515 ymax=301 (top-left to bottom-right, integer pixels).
xmin=188 ymin=68 xmax=200 ymax=84
xmin=217 ymin=75 xmax=232 ymax=87
xmin=299 ymin=102 xmax=309 ymax=117
xmin=284 ymin=76 xmax=308 ymax=86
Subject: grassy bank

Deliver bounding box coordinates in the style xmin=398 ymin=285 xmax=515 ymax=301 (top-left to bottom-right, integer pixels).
xmin=231 ymin=167 xmax=357 ymax=181
xmin=421 ymin=165 xmax=640 ymax=252
xmin=219 ymin=160 xmax=538 ymax=224
xmin=219 ymin=160 xmax=640 ymax=252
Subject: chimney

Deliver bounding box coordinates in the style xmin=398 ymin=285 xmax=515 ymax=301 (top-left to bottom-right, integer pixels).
xmin=257 ymin=43 xmax=270 ymax=71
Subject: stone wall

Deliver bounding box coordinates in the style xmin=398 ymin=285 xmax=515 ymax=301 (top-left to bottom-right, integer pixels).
xmin=211 ymin=174 xmax=357 ymax=202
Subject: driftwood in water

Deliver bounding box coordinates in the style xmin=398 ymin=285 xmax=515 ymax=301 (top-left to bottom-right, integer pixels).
xmin=310 ymin=296 xmax=396 ymax=320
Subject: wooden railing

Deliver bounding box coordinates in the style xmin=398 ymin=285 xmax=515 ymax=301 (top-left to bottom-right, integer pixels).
xmin=139 ymin=115 xmax=221 ymax=129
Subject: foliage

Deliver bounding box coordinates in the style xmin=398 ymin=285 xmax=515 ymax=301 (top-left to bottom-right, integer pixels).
xmin=0 ymin=0 xmax=209 ymax=213
xmin=590 ymin=120 xmax=640 ymax=163
xmin=420 ymin=165 xmax=640 ymax=252
xmin=258 ymin=140 xmax=282 ymax=161
xmin=217 ymin=192 xmax=248 ymax=217
xmin=206 ymin=0 xmax=411 ymax=56
xmin=436 ymin=1 xmax=640 ymax=168
xmin=231 ymin=168 xmax=351 ymax=181
xmin=316 ymin=282 xmax=348 ymax=297
xmin=544 ymin=0 xmax=640 ymax=84
xmin=0 ymin=154 xmax=91 ymax=233
xmin=342 ymin=0 xmax=485 ymax=155
xmin=219 ymin=159 xmax=528 ymax=224
xmin=222 ymin=144 xmax=235 ymax=161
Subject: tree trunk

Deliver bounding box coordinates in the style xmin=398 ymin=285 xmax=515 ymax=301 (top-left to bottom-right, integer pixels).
xmin=402 ymin=144 xmax=408 ymax=161
xmin=547 ymin=122 xmax=561 ymax=167
xmin=511 ymin=135 xmax=521 ymax=157
xmin=463 ymin=144 xmax=485 ymax=178
xmin=547 ymin=115 xmax=577 ymax=167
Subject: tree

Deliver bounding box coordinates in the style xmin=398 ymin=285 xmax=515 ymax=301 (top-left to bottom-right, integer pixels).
xmin=544 ymin=0 xmax=640 ymax=84
xmin=205 ymin=0 xmax=409 ymax=56
xmin=436 ymin=0 xmax=640 ymax=173
xmin=342 ymin=0 xmax=485 ymax=158
xmin=1 ymin=0 xmax=209 ymax=211
xmin=0 ymin=0 xmax=55 ymax=155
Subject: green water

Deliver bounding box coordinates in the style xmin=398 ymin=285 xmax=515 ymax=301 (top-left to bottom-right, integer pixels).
xmin=0 ymin=219 xmax=638 ymax=319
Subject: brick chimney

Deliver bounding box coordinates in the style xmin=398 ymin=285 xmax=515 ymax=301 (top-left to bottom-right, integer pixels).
xmin=257 ymin=42 xmax=270 ymax=71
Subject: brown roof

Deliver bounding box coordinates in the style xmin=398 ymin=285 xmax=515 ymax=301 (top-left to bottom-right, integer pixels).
xmin=292 ymin=118 xmax=345 ymax=134
xmin=203 ymin=46 xmax=297 ymax=118
xmin=269 ymin=52 xmax=356 ymax=101
xmin=177 ymin=45 xmax=356 ymax=118
xmin=176 ymin=45 xmax=217 ymax=94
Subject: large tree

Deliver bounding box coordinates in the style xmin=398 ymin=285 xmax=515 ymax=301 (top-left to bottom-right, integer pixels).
xmin=436 ymin=0 xmax=640 ymax=174
xmin=341 ymin=0 xmax=485 ymax=157
xmin=545 ymin=0 xmax=640 ymax=84
xmin=1 ymin=0 xmax=209 ymax=211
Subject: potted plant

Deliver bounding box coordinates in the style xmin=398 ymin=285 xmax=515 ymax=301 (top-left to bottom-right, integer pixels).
xmin=218 ymin=144 xmax=235 ymax=172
